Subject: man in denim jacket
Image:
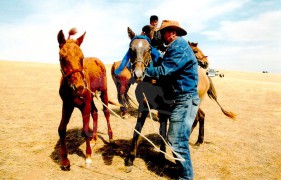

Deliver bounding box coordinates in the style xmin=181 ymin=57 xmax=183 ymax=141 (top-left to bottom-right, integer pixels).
xmin=145 ymin=20 xmax=200 ymax=180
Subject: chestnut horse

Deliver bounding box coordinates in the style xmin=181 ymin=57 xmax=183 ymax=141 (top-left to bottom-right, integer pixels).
xmin=111 ymin=61 xmax=135 ymax=118
xmin=57 ymin=28 xmax=114 ymax=170
xmin=120 ymin=27 xmax=236 ymax=169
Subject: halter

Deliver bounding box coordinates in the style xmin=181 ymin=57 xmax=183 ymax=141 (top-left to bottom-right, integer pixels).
xmin=61 ymin=68 xmax=84 ymax=79
xmin=130 ymin=49 xmax=152 ymax=68
xmin=60 ymin=61 xmax=87 ymax=94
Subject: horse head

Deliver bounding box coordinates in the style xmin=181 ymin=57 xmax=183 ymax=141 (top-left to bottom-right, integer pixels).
xmin=57 ymin=28 xmax=87 ymax=96
xmin=127 ymin=27 xmax=152 ymax=82
xmin=189 ymin=42 xmax=209 ymax=69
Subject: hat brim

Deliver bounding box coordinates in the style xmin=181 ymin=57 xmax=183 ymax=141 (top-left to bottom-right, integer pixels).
xmin=159 ymin=26 xmax=187 ymax=36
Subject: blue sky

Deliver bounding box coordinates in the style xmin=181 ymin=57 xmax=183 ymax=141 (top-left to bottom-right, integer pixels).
xmin=0 ymin=0 xmax=281 ymax=73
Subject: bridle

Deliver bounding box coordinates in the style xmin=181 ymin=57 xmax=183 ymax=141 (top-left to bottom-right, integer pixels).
xmin=130 ymin=53 xmax=152 ymax=68
xmin=129 ymin=36 xmax=152 ymax=80
xmin=61 ymin=68 xmax=84 ymax=79
xmin=60 ymin=61 xmax=87 ymax=93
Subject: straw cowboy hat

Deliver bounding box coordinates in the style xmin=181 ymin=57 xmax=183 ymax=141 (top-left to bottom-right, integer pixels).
xmin=159 ymin=20 xmax=187 ymax=36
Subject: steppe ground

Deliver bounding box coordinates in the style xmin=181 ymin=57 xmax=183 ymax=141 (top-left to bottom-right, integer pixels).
xmin=0 ymin=60 xmax=280 ymax=179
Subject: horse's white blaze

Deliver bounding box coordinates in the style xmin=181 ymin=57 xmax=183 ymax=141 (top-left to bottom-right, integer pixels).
xmin=137 ymin=41 xmax=143 ymax=48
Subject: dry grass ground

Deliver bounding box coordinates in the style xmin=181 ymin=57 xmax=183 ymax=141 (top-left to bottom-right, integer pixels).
xmin=0 ymin=60 xmax=280 ymax=180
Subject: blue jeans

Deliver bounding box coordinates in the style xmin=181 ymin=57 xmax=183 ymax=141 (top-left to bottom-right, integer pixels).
xmin=167 ymin=93 xmax=200 ymax=180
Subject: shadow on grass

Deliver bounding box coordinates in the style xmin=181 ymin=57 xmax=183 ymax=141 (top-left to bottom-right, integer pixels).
xmin=50 ymin=128 xmax=179 ymax=179
xmin=97 ymin=134 xmax=180 ymax=179
xmin=50 ymin=128 xmax=86 ymax=166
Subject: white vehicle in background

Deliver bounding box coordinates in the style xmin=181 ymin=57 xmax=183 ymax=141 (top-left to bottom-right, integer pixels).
xmin=206 ymin=68 xmax=216 ymax=77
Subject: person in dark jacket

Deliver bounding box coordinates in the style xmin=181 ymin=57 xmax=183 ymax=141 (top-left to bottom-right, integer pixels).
xmin=145 ymin=20 xmax=200 ymax=180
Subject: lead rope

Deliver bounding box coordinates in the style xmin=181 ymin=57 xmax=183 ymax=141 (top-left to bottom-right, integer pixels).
xmin=141 ymin=92 xmax=185 ymax=162
xmin=87 ymin=87 xmax=185 ymax=162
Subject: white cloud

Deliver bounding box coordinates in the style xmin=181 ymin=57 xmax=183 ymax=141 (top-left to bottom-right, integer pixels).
xmin=0 ymin=0 xmax=280 ymax=73
xmin=152 ymin=0 xmax=248 ymax=32
xmin=203 ymin=11 xmax=281 ymax=43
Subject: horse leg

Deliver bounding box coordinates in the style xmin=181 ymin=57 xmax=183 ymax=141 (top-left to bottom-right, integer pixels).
xmin=117 ymin=82 xmax=127 ymax=118
xmin=100 ymin=90 xmax=114 ymax=143
xmin=81 ymin=103 xmax=93 ymax=165
xmin=122 ymin=83 xmax=132 ymax=118
xmin=58 ymin=103 xmax=74 ymax=170
xmin=125 ymin=109 xmax=149 ymax=168
xmin=158 ymin=112 xmax=169 ymax=159
xmin=191 ymin=112 xmax=199 ymax=132
xmin=195 ymin=108 xmax=205 ymax=146
xmin=119 ymin=94 xmax=128 ymax=118
xmin=90 ymin=100 xmax=98 ymax=146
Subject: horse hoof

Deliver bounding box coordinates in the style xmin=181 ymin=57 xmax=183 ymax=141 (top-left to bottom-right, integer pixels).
xmin=60 ymin=159 xmax=70 ymax=171
xmin=125 ymin=166 xmax=133 ymax=173
xmin=60 ymin=164 xmax=70 ymax=171
xmin=122 ymin=114 xmax=130 ymax=119
xmin=109 ymin=139 xmax=115 ymax=144
xmin=194 ymin=141 xmax=202 ymax=146
xmin=85 ymin=158 xmax=92 ymax=166
xmin=124 ymin=156 xmax=134 ymax=167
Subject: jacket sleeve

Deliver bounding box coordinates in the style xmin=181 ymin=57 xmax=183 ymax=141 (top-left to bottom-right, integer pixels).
xmin=151 ymin=47 xmax=161 ymax=63
xmin=145 ymin=46 xmax=187 ymax=78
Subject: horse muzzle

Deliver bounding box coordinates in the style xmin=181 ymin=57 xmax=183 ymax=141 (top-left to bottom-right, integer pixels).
xmin=71 ymin=84 xmax=86 ymax=98
xmin=133 ymin=68 xmax=145 ymax=82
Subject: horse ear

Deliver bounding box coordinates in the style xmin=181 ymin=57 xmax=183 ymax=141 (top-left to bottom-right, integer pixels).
xmin=189 ymin=41 xmax=198 ymax=47
xmin=76 ymin=31 xmax=86 ymax=46
xmin=57 ymin=30 xmax=66 ymax=48
xmin=127 ymin=27 xmax=135 ymax=40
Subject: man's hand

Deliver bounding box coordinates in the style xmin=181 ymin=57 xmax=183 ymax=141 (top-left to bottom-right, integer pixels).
xmin=144 ymin=61 xmax=154 ymax=77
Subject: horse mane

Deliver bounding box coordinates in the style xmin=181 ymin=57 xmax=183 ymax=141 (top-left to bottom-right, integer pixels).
xmin=68 ymin=28 xmax=78 ymax=39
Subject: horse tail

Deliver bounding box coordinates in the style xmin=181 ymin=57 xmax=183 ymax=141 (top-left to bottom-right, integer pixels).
xmin=207 ymin=76 xmax=237 ymax=120
xmin=125 ymin=91 xmax=138 ymax=109
xmin=68 ymin=28 xmax=78 ymax=39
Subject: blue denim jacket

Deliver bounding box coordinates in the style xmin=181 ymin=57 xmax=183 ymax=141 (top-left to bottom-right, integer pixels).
xmin=145 ymin=37 xmax=198 ymax=99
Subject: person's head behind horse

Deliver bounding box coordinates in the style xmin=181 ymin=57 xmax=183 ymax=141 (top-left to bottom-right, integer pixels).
xmin=57 ymin=28 xmax=87 ymax=95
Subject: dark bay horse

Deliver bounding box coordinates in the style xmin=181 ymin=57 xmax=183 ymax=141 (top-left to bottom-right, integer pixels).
xmin=120 ymin=27 xmax=236 ymax=169
xmin=57 ymin=28 xmax=114 ymax=170
xmin=111 ymin=42 xmax=208 ymax=118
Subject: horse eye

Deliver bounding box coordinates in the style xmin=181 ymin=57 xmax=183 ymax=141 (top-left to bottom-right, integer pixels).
xmin=130 ymin=51 xmax=136 ymax=59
